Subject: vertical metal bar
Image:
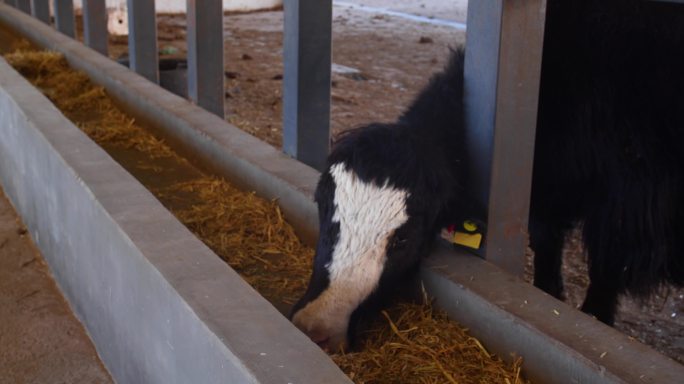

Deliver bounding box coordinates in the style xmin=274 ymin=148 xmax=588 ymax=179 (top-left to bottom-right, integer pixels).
xmin=30 ymin=0 xmax=50 ymax=24
xmin=464 ymin=0 xmax=546 ymax=276
xmin=82 ymin=0 xmax=108 ymax=55
xmin=127 ymin=0 xmax=158 ymax=83
xmin=283 ymin=0 xmax=332 ymax=172
xmin=16 ymin=0 xmax=30 ymax=13
xmin=53 ymin=0 xmax=75 ymax=38
xmin=187 ymin=0 xmax=224 ymax=118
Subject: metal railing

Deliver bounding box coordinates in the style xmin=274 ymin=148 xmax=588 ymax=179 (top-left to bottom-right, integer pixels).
xmin=2 ymin=0 xmax=552 ymax=277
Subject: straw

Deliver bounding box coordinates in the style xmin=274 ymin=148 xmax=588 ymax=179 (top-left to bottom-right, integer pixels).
xmin=4 ymin=48 xmax=529 ymax=384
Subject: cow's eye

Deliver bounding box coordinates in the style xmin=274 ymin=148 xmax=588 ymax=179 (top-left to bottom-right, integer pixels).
xmin=390 ymin=235 xmax=407 ymax=249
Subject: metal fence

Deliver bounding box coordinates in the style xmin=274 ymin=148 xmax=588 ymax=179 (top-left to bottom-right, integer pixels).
xmin=2 ymin=0 xmax=550 ymax=277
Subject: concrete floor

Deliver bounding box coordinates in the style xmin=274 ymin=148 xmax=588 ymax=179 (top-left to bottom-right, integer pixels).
xmin=0 ymin=186 xmax=112 ymax=384
xmin=335 ymin=0 xmax=468 ymax=23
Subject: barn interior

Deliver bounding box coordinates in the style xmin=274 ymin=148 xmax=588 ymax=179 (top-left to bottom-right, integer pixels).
xmin=0 ymin=1 xmax=682 ymax=383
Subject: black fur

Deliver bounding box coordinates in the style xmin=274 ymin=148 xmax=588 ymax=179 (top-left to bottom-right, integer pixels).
xmin=531 ymin=0 xmax=684 ymax=324
xmin=294 ymin=0 xmax=684 ymax=345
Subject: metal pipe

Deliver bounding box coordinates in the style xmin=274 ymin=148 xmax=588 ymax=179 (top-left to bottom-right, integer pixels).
xmin=16 ymin=0 xmax=29 ymax=13
xmin=282 ymin=0 xmax=332 ymax=172
xmin=82 ymin=0 xmax=108 ymax=56
xmin=464 ymin=0 xmax=546 ymax=276
xmin=126 ymin=0 xmax=158 ymax=83
xmin=30 ymin=0 xmax=49 ymax=24
xmin=52 ymin=0 xmax=75 ymax=38
xmin=187 ymin=0 xmax=224 ymax=118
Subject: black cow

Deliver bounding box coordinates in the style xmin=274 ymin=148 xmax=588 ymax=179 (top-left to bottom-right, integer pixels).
xmin=291 ymin=0 xmax=684 ymax=350
xmin=530 ymin=0 xmax=684 ymax=325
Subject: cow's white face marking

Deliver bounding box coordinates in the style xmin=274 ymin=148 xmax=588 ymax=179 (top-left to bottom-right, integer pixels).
xmin=292 ymin=163 xmax=409 ymax=350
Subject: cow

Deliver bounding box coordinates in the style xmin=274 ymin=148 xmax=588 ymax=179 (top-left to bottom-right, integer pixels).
xmin=290 ymin=49 xmax=471 ymax=351
xmin=529 ymin=0 xmax=684 ymax=325
xmin=290 ymin=0 xmax=684 ymax=351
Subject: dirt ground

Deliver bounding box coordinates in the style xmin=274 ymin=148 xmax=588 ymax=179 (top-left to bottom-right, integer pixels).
xmin=97 ymin=2 xmax=682 ymax=365
xmin=106 ymin=8 xmax=464 ymax=148
xmin=0 ymin=187 xmax=113 ymax=383
xmin=336 ymin=0 xmax=468 ymax=23
xmin=524 ymin=230 xmax=684 ymax=365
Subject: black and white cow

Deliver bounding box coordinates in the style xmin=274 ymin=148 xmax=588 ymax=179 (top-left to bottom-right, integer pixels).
xmin=291 ymin=0 xmax=684 ymax=350
xmin=290 ymin=50 xmax=472 ymax=350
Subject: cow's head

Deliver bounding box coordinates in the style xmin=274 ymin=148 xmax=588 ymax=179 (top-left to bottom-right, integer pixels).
xmin=290 ymin=50 xmax=473 ymax=350
xmin=290 ymin=158 xmax=435 ymax=351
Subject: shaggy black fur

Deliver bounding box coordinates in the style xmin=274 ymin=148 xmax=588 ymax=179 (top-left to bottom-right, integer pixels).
xmin=294 ymin=0 xmax=684 ymax=344
xmin=531 ymin=0 xmax=684 ymax=324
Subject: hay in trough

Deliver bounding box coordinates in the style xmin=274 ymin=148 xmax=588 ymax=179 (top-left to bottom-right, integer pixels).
xmin=4 ymin=48 xmax=529 ymax=383
xmin=333 ymin=299 xmax=526 ymax=384
xmin=155 ymin=177 xmax=314 ymax=306
xmin=4 ymin=49 xmax=175 ymax=158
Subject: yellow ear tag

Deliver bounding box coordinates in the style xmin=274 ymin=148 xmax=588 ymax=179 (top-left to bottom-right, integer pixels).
xmin=441 ymin=220 xmax=483 ymax=249
xmin=452 ymin=231 xmax=482 ymax=249
xmin=463 ymin=220 xmax=478 ymax=233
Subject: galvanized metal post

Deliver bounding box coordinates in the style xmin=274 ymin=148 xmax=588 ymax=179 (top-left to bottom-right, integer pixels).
xmin=187 ymin=0 xmax=224 ymax=118
xmin=127 ymin=0 xmax=158 ymax=83
xmin=30 ymin=0 xmax=50 ymax=23
xmin=283 ymin=0 xmax=332 ymax=172
xmin=53 ymin=0 xmax=75 ymax=38
xmin=464 ymin=0 xmax=546 ymax=276
xmin=82 ymin=0 xmax=108 ymax=55
xmin=16 ymin=0 xmax=30 ymax=13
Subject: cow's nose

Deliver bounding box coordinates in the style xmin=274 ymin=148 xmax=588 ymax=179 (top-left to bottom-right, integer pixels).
xmin=305 ymin=328 xmax=330 ymax=345
xmin=314 ymin=337 xmax=331 ymax=352
xmin=294 ymin=322 xmax=346 ymax=352
xmin=314 ymin=335 xmax=347 ymax=353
